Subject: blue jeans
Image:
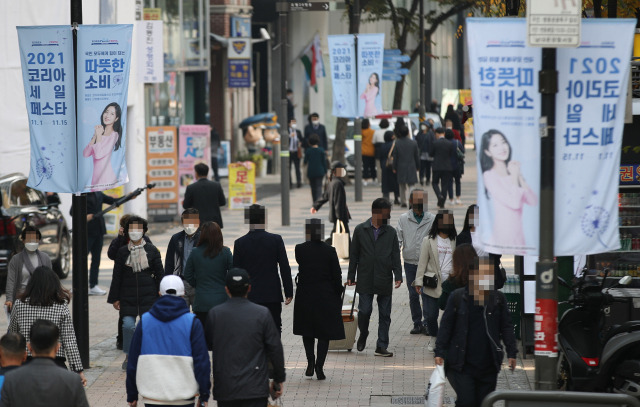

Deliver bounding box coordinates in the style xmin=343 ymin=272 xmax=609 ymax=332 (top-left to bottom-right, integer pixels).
xmin=122 ymin=315 xmax=138 ymax=355
xmin=357 ymin=293 xmax=392 ymax=349
xmin=404 ymin=263 xmax=429 ymax=328
xmin=424 ymin=293 xmax=440 ymax=337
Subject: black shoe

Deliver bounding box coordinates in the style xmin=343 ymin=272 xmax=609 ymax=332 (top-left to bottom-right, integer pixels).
xmin=315 ymin=365 xmax=326 ymax=380
xmin=122 ymin=356 xmax=128 ymax=370
xmin=420 ymin=180 xmax=424 ymax=186
xmin=394 ymin=198 xmax=401 ymax=206
xmin=423 ymin=326 xmax=431 ymax=336
xmin=410 ymin=326 xmax=422 ymax=335
xmin=305 ymin=360 xmax=315 ymax=377
xmin=357 ymin=334 xmax=368 ymax=352
xmin=116 ymin=340 xmax=123 ymax=350
xmin=401 ymin=203 xmax=408 ymax=208
xmin=374 ymin=347 xmax=393 ymax=357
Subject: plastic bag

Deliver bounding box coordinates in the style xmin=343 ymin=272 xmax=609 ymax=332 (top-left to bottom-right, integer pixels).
xmin=424 ymin=365 xmax=445 ymax=407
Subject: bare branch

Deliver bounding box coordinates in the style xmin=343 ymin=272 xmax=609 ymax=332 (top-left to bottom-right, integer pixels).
xmin=385 ymin=0 xmax=401 ymax=41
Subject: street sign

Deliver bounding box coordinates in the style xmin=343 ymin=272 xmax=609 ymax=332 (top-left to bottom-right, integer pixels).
xmin=526 ymin=0 xmax=581 ymax=48
xmin=289 ymin=2 xmax=330 ymax=11
xmin=384 ymin=48 xmax=402 ymax=55
xmin=383 ymin=68 xmax=410 ymax=76
xmin=382 ymin=74 xmax=403 ymax=82
xmin=383 ymin=54 xmax=410 ymax=62
xmin=383 ymin=61 xmax=402 ymax=69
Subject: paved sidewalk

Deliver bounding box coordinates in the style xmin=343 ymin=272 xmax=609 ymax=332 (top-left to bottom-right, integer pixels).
xmin=1 ymin=150 xmax=534 ymax=406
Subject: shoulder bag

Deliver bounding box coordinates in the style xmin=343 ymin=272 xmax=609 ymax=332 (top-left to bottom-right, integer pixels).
xmin=386 ymin=141 xmax=396 ymax=168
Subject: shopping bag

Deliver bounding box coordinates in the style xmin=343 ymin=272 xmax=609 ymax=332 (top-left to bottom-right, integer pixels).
xmin=332 ymin=220 xmax=350 ymax=259
xmin=424 ymin=365 xmax=445 ymax=407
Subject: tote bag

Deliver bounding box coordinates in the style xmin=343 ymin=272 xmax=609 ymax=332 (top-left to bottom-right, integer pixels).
xmin=332 ymin=220 xmax=350 ymax=259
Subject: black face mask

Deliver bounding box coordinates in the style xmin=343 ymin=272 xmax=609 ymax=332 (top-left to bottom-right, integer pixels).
xmin=413 ymin=204 xmax=423 ymax=212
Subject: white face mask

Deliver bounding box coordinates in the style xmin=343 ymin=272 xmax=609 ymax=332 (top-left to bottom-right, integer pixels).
xmin=183 ymin=224 xmax=198 ymax=235
xmin=24 ymin=242 xmax=39 ymax=252
xmin=291 ymin=124 xmax=297 ymax=129
xmin=478 ymin=278 xmax=493 ymax=291
xmin=129 ymin=231 xmax=143 ymax=241
xmin=312 ymin=120 xmax=320 ymax=126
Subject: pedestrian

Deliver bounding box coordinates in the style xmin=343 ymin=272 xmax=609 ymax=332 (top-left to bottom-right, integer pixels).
xmin=304 ymin=133 xmax=328 ymax=203
xmin=126 ymin=275 xmax=211 ymax=407
xmin=445 ymin=118 xmax=463 ymax=144
xmin=391 ymin=125 xmax=420 ymax=208
xmin=361 ymin=118 xmax=377 ymax=184
xmin=233 ymin=204 xmax=293 ymax=333
xmin=0 ymin=320 xmax=89 ymax=407
xmin=434 ymin=256 xmax=518 ymax=407
xmin=183 ymin=163 xmax=226 ymax=227
xmin=416 ymin=120 xmax=435 ymax=186
xmin=288 ymin=117 xmax=304 ymax=188
xmin=430 ymin=127 xmax=455 ymax=209
xmin=379 ymin=131 xmax=400 ymax=205
xmin=445 ymin=129 xmax=464 ymax=206
xmin=0 ymin=333 xmax=26 ymax=391
xmin=184 ymin=221 xmax=233 ymax=329
xmin=396 ymin=189 xmax=435 ymax=335
xmin=210 ymin=126 xmax=221 ymax=182
xmin=444 ymin=104 xmax=465 ymax=145
xmin=286 ymin=89 xmax=295 ymax=122
xmin=164 ymin=208 xmax=201 ymax=308
xmin=294 ymin=219 xmax=345 ymax=380
xmin=205 ymin=268 xmax=286 ymax=407
xmin=438 ymin=243 xmax=477 ymax=310
xmin=304 ymin=112 xmax=328 ymax=151
xmin=7 ymin=266 xmax=85 ymax=383
xmin=348 ymin=198 xmax=402 ymax=357
xmin=4 ymin=225 xmax=52 ymax=314
xmin=373 ymin=119 xmax=390 ymax=182
xmin=311 ymin=161 xmax=351 ymax=245
xmin=107 ymin=216 xmax=164 ymax=369
xmin=413 ymin=209 xmax=457 ymax=351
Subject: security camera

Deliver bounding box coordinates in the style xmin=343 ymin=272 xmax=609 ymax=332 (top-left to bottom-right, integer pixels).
xmin=260 ymin=28 xmax=271 ymax=41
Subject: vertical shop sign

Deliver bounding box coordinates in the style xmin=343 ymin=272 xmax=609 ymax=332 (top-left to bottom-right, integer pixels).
xmin=178 ymin=125 xmax=211 ymax=202
xmin=146 ymin=126 xmax=179 ymax=220
xmin=137 ymin=20 xmax=163 ymax=83
xmin=228 ymin=162 xmax=256 ymax=209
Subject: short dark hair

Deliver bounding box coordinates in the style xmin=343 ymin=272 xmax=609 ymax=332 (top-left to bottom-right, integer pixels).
xmin=445 ymin=129 xmax=454 ymax=140
xmin=20 ymin=225 xmax=41 ymax=241
xmin=286 ymin=89 xmax=293 ymax=94
xmin=435 ymin=127 xmax=445 ymax=135
xmin=310 ymin=112 xmax=319 ymax=119
xmin=0 ymin=332 xmax=26 ymax=358
xmin=361 ymin=119 xmax=370 ymax=130
xmin=181 ymin=208 xmax=199 ymax=221
xmin=397 ymin=126 xmax=409 ymax=138
xmin=194 ymin=163 xmax=209 ymax=177
xmin=305 ymin=218 xmax=324 ymax=241
xmin=308 ymin=133 xmax=320 ymax=146
xmin=379 ymin=118 xmax=389 ymax=129
xmin=125 ymin=215 xmax=149 ymax=240
xmin=227 ymin=284 xmax=249 ymax=297
xmin=245 ymin=204 xmax=266 ymax=225
xmin=372 ymin=197 xmax=392 ymax=211
xmin=384 ymin=130 xmax=394 ymax=143
xmin=29 ymin=319 xmax=59 ymax=354
xmin=119 ymin=214 xmax=131 ymax=228
xmin=197 ymin=221 xmax=223 ymax=258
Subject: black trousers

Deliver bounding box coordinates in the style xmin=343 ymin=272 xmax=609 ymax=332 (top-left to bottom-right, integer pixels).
xmin=217 ymin=398 xmax=268 ymax=407
xmin=211 ymin=156 xmax=220 ymax=181
xmin=195 ymin=311 xmax=209 ymax=331
xmin=363 ymin=156 xmax=377 ymax=180
xmin=289 ymin=153 xmax=301 ymax=186
xmin=432 ymin=170 xmax=453 ymax=208
xmin=309 ymin=176 xmax=324 ymax=203
xmin=86 ymin=234 xmax=103 ymax=288
xmin=447 ymin=369 xmax=497 ymax=407
xmin=256 ymin=302 xmax=283 ymax=334
xmin=420 ymin=159 xmax=432 ymax=183
xmin=302 ymin=336 xmax=330 ymax=367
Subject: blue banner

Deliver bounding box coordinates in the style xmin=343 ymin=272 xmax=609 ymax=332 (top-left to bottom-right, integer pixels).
xmin=328 ymin=35 xmax=357 ymax=118
xmin=357 ymin=33 xmax=384 ymax=117
xmin=77 ymin=24 xmax=133 ymax=192
xmin=17 ymin=26 xmax=77 ymax=192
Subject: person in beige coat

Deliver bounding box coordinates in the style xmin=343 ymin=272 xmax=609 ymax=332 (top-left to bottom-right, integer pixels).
xmin=412 ymin=210 xmax=457 ymax=351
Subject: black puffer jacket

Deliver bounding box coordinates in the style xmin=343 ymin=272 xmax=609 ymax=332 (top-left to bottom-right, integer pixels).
xmin=107 ymin=243 xmax=164 ymax=317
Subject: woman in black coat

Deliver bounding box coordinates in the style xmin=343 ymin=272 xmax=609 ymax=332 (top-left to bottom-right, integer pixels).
xmin=379 ymin=130 xmax=400 ymax=205
xmin=107 ymin=215 xmax=163 ymax=368
xmin=311 ymin=161 xmax=351 ymax=245
xmin=293 ymin=219 xmax=345 ymax=380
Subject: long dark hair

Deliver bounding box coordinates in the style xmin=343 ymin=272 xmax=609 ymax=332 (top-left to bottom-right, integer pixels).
xmin=369 ymin=72 xmax=379 ymax=88
xmin=18 ymin=266 xmax=71 ymax=306
xmin=101 ymin=102 xmax=123 ymax=151
xmin=462 ymin=204 xmax=478 ymax=234
xmin=450 ymin=244 xmax=477 ymax=287
xmin=428 ymin=209 xmax=457 ymax=240
xmin=480 ymin=129 xmax=511 ymax=173
xmin=198 ymin=221 xmax=224 ymax=258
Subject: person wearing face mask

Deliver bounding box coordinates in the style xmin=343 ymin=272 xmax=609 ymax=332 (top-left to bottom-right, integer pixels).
xmin=415 ymin=121 xmax=435 ymax=186
xmin=347 ymin=198 xmax=402 ymax=357
xmin=304 ymin=113 xmax=328 ymax=151
xmin=434 ymin=256 xmax=518 ymax=407
xmin=413 ymin=210 xmax=457 ymax=352
xmin=5 ymin=226 xmax=52 ymax=314
xmin=164 ymin=208 xmax=201 ymax=309
xmin=288 ymin=118 xmax=304 ymax=188
xmin=311 ymin=162 xmax=351 ymax=246
xmin=107 ymin=216 xmax=164 ymax=370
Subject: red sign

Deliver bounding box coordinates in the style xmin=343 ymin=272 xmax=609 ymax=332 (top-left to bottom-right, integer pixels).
xmin=534 ymin=298 xmax=558 ymax=357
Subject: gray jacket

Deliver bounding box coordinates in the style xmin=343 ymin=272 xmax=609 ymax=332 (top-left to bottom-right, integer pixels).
xmin=396 ymin=211 xmax=435 ymax=264
xmin=392 ymin=137 xmax=420 ymax=184
xmin=205 ymin=298 xmax=285 ymax=402
xmin=5 ymin=250 xmax=52 ymax=303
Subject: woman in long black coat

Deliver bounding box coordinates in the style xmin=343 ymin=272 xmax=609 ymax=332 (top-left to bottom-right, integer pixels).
xmin=293 ymin=219 xmax=345 ymax=380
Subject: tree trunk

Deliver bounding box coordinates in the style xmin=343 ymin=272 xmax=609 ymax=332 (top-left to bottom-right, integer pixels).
xmin=332 ymin=117 xmax=348 ymax=163
xmin=392 ymin=79 xmax=405 ymax=110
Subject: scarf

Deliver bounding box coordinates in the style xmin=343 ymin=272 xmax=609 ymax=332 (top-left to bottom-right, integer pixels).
xmin=126 ymin=240 xmax=149 ymax=273
xmin=21 ymin=250 xmax=46 ymax=275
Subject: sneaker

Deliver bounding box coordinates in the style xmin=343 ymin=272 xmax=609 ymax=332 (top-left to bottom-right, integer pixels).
xmin=374 ymin=347 xmax=394 ymax=357
xmin=410 ymin=326 xmax=423 ymax=335
xmin=357 ymin=333 xmax=368 ymax=352
xmin=449 ymin=199 xmax=455 ymax=206
xmin=427 ymin=338 xmax=434 ymax=352
xmin=89 ymin=286 xmax=107 ymax=296
xmin=122 ymin=356 xmax=128 ymax=370
xmin=455 ymin=198 xmax=462 ymax=205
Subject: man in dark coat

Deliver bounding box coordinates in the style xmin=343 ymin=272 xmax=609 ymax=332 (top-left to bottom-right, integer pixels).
xmin=303 ymin=112 xmax=328 ymax=151
xmin=288 ymin=117 xmax=304 ymax=188
xmin=311 ymin=161 xmax=351 ymax=245
xmin=233 ymin=204 xmax=294 ymax=334
xmin=347 ymin=198 xmax=402 ymax=357
xmin=183 ymin=163 xmax=226 ymax=227
xmin=164 ymin=208 xmax=201 ymax=308
xmin=392 ymin=125 xmax=420 ymax=208
xmin=430 ymin=127 xmax=455 ymax=209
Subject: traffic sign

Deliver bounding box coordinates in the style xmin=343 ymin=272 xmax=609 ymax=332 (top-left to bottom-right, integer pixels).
xmin=289 ymin=2 xmax=330 ymax=11
xmin=382 ymin=74 xmax=403 ymax=82
xmin=526 ymin=0 xmax=581 ymax=47
xmin=383 ymin=68 xmax=410 ymax=76
xmin=383 ymin=61 xmax=402 ymax=69
xmin=383 ymin=54 xmax=410 ymax=62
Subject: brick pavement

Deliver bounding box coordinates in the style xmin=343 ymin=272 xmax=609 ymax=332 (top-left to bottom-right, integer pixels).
xmin=1 ymin=150 xmax=534 ymax=406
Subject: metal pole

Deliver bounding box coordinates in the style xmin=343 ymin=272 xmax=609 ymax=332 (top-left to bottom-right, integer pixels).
xmin=535 ymin=47 xmax=558 ymax=390
xmin=418 ymin=0 xmax=426 ymax=122
xmin=354 ymin=116 xmax=363 ymax=202
xmin=425 ymin=31 xmax=432 ymax=113
xmin=277 ymin=2 xmax=290 ymax=226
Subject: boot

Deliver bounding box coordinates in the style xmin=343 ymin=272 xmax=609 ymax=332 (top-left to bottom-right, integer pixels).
xmin=315 ymin=364 xmax=326 ymax=380
xmin=305 ymin=358 xmax=315 ymax=377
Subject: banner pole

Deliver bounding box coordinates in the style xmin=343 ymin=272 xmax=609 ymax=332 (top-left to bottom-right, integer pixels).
xmin=277 ymin=2 xmax=290 ymax=226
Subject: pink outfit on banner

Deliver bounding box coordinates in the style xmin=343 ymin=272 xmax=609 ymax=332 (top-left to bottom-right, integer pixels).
xmin=360 ymin=86 xmax=378 ymax=117
xmin=83 ymin=131 xmax=118 ymax=189
xmin=483 ymin=168 xmax=537 ymax=248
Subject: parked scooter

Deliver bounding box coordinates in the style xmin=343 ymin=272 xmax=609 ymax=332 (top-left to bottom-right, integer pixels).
xmin=557 ymin=269 xmax=640 ymax=398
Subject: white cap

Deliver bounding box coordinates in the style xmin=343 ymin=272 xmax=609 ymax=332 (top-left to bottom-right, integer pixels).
xmin=159 ymin=275 xmax=185 ymax=296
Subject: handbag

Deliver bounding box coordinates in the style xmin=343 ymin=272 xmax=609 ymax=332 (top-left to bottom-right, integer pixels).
xmin=332 ymin=220 xmax=350 ymax=259
xmin=386 ymin=141 xmax=396 ymax=168
xmin=423 ymin=271 xmax=438 ymax=289
xmin=424 ymin=364 xmax=446 ymax=407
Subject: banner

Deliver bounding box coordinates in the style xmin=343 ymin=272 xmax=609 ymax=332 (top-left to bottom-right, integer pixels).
xmin=17 ymin=26 xmax=77 ymax=193
xmin=228 ymin=162 xmax=256 ymax=209
xmin=467 ymin=19 xmax=541 ymax=256
xmin=178 ymin=125 xmax=211 ymax=202
xmin=554 ymin=19 xmax=635 ymax=255
xmin=328 ymin=35 xmax=357 ymax=118
xmin=137 ymin=20 xmax=163 ymax=83
xmin=218 ymin=141 xmax=231 ymax=177
xmin=146 ymin=126 xmax=179 ymax=220
xmin=228 ymin=38 xmax=251 ymax=88
xmin=77 ymin=24 xmax=133 ymax=192
xmin=357 ymin=33 xmax=384 ymax=117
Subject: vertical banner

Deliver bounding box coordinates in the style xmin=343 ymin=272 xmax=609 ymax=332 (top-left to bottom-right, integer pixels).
xmin=328 ymin=35 xmax=357 ymax=118
xmin=467 ymin=19 xmax=541 ymax=256
xmin=554 ymin=20 xmax=635 ymax=255
xmin=77 ymin=24 xmax=133 ymax=192
xmin=178 ymin=125 xmax=211 ymax=202
xmin=218 ymin=141 xmax=231 ymax=177
xmin=228 ymin=38 xmax=251 ymax=88
xmin=228 ymin=162 xmax=256 ymax=209
xmin=17 ymin=26 xmax=77 ymax=192
xmin=146 ymin=126 xmax=179 ymax=220
xmin=136 ymin=20 xmax=163 ymax=83
xmin=357 ymin=33 xmax=384 ymax=117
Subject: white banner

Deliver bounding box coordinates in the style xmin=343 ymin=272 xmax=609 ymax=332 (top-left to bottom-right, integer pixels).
xmin=137 ymin=20 xmax=163 ymax=83
xmin=467 ymin=18 xmax=541 ymax=256
xmin=328 ymin=35 xmax=357 ymax=118
xmin=555 ymin=19 xmax=635 ymax=255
